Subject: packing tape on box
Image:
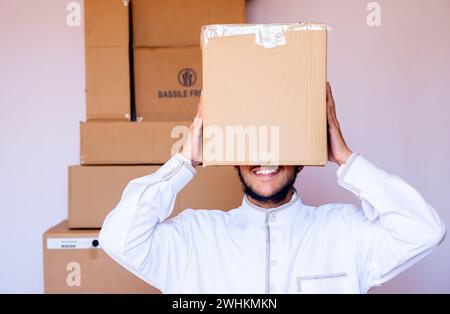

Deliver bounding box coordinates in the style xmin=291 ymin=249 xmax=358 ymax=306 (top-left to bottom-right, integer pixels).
xmin=201 ymin=23 xmax=331 ymax=49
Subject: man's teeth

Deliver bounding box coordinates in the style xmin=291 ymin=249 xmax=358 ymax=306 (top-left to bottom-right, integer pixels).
xmin=255 ymin=168 xmax=279 ymax=175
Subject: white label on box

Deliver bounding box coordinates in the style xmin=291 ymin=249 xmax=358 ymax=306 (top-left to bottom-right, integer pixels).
xmin=47 ymin=238 xmax=101 ymax=250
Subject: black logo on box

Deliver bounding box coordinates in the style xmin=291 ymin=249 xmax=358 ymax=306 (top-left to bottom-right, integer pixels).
xmin=178 ymin=68 xmax=197 ymax=87
xmin=157 ymin=68 xmax=201 ymax=99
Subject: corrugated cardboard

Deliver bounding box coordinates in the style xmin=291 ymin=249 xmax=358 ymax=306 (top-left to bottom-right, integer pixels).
xmin=80 ymin=121 xmax=190 ymax=165
xmin=68 ymin=165 xmax=243 ymax=228
xmin=201 ymin=23 xmax=328 ymax=166
xmin=132 ymin=0 xmax=246 ymax=47
xmin=84 ymin=0 xmax=130 ymax=121
xmin=134 ymin=47 xmax=202 ymax=121
xmin=85 ymin=47 xmax=130 ymax=91
xmin=84 ymin=0 xmax=129 ymax=46
xmin=86 ymin=90 xmax=130 ymax=120
xmin=43 ymin=220 xmax=160 ymax=294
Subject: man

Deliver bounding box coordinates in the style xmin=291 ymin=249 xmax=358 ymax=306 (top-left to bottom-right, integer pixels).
xmin=99 ymin=83 xmax=445 ymax=293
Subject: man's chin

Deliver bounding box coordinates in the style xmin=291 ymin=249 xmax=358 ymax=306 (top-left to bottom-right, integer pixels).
xmin=245 ymin=186 xmax=294 ymax=205
xmin=237 ymin=166 xmax=298 ymax=207
xmin=251 ymin=190 xmax=278 ymax=199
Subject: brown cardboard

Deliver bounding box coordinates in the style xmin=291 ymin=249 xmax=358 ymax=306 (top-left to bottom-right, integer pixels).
xmin=68 ymin=165 xmax=243 ymax=228
xmin=134 ymin=47 xmax=202 ymax=121
xmin=84 ymin=0 xmax=130 ymax=121
xmin=84 ymin=0 xmax=129 ymax=47
xmin=86 ymin=90 xmax=130 ymax=120
xmin=85 ymin=47 xmax=130 ymax=121
xmin=85 ymin=47 xmax=130 ymax=91
xmin=132 ymin=0 xmax=246 ymax=47
xmin=201 ymin=24 xmax=328 ymax=166
xmin=80 ymin=121 xmax=190 ymax=165
xmin=43 ymin=220 xmax=160 ymax=294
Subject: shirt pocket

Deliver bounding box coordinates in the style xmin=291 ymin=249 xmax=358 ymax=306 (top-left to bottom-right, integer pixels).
xmin=296 ymin=272 xmax=348 ymax=294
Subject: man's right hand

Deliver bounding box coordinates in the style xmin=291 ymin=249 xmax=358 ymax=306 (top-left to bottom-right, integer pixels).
xmin=181 ymin=96 xmax=203 ymax=167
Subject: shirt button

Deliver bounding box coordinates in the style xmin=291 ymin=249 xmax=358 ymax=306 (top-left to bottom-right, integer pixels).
xmin=270 ymin=285 xmax=276 ymax=292
xmin=270 ymin=213 xmax=276 ymax=222
xmin=271 ymin=260 xmax=277 ymax=266
xmin=271 ymin=238 xmax=277 ymax=244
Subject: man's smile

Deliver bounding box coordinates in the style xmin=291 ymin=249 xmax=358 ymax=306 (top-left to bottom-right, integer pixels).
xmin=250 ymin=166 xmax=282 ymax=181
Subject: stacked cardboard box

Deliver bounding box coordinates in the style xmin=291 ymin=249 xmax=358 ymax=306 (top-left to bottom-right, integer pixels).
xmin=43 ymin=221 xmax=160 ymax=294
xmin=43 ymin=0 xmax=246 ymax=294
xmin=84 ymin=0 xmax=131 ymax=120
xmin=68 ymin=164 xmax=243 ymax=229
xmin=132 ymin=0 xmax=246 ymax=121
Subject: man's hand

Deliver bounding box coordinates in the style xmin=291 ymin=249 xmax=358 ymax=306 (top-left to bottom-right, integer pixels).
xmin=181 ymin=96 xmax=203 ymax=167
xmin=326 ymin=82 xmax=353 ymax=166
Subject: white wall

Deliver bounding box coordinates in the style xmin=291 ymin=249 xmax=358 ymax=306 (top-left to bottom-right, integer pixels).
xmin=0 ymin=0 xmax=84 ymax=293
xmin=0 ymin=0 xmax=449 ymax=293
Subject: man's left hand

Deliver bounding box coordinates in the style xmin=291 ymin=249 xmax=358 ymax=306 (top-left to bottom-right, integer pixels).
xmin=326 ymin=82 xmax=353 ymax=166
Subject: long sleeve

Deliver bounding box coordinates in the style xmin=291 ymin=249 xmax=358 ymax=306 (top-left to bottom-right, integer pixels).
xmin=337 ymin=154 xmax=446 ymax=292
xmin=98 ymin=154 xmax=196 ymax=293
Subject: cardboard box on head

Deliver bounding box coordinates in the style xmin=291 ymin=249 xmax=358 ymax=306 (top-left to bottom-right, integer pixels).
xmin=201 ymin=23 xmax=328 ymax=166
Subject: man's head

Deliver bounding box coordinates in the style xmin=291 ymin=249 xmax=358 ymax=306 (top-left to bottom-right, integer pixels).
xmin=236 ymin=165 xmax=303 ymax=208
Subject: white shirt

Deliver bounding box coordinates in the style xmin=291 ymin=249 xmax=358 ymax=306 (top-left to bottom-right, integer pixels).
xmin=99 ymin=153 xmax=446 ymax=294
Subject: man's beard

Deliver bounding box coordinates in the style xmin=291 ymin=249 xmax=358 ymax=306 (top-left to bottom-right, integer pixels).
xmin=237 ymin=167 xmax=299 ymax=205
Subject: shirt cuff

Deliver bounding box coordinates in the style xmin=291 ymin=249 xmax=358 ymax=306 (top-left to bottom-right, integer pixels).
xmin=154 ymin=153 xmax=196 ymax=195
xmin=337 ymin=153 xmax=383 ymax=197
xmin=336 ymin=153 xmax=370 ymax=196
xmin=336 ymin=153 xmax=359 ymax=182
xmin=176 ymin=153 xmax=196 ymax=169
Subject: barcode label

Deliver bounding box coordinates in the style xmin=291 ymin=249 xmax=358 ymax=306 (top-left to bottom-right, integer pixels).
xmin=47 ymin=238 xmax=101 ymax=249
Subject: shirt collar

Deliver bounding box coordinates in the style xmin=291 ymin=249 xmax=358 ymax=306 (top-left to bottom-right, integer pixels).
xmin=238 ymin=189 xmax=304 ymax=225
